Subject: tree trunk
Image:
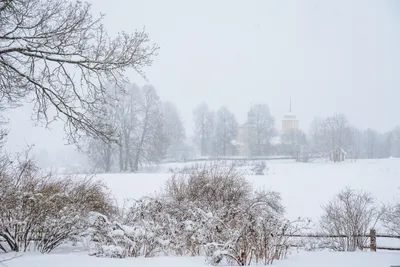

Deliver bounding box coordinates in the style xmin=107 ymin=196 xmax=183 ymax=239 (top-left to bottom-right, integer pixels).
xmin=119 ymin=143 xmax=123 ymax=172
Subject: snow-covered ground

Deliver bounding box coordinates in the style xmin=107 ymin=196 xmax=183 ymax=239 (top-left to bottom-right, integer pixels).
xmin=2 ymin=158 xmax=400 ymax=266
xmin=97 ymin=158 xmax=400 ymax=223
xmin=2 ymin=250 xmax=399 ymax=267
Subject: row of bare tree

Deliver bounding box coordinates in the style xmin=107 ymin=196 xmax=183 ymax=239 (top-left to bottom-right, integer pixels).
xmin=193 ymin=103 xmax=276 ymax=157
xmin=309 ymin=114 xmax=400 ymax=160
xmin=85 ymin=83 xmax=187 ymax=172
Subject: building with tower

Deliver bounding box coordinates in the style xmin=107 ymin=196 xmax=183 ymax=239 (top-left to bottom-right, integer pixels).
xmin=282 ymin=98 xmax=299 ymax=135
xmin=235 ymin=99 xmax=302 ymax=157
xmin=281 ymin=98 xmax=299 ymax=145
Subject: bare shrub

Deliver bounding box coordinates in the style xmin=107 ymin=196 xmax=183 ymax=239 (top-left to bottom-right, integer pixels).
xmin=0 ymin=154 xmax=115 ymax=253
xmin=319 ymin=187 xmax=382 ymax=251
xmin=382 ymin=191 xmax=400 ymax=235
xmin=165 ymin=162 xmax=251 ymax=210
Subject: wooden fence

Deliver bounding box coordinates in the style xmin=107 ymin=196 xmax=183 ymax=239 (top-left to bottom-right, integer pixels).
xmin=285 ymin=229 xmax=400 ymax=251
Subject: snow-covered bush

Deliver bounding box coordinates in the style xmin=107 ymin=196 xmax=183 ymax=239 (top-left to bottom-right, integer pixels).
xmin=319 ymin=187 xmax=382 ymax=251
xmin=85 ymin=212 xmax=134 ymax=258
xmin=87 ymin=162 xmax=299 ymax=265
xmin=250 ymin=161 xmax=268 ymax=175
xmin=165 ymin=162 xmax=251 ymax=211
xmin=202 ymin=190 xmax=308 ymax=266
xmin=0 ymin=156 xmax=115 ymax=253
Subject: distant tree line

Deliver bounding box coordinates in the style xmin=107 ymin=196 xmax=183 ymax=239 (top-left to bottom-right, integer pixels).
xmin=192 ymin=103 xmax=276 ymax=158
xmin=308 ymin=114 xmax=400 ymax=159
xmin=85 ymin=83 xmax=187 ymax=173
xmin=86 ymin=95 xmax=400 ymax=172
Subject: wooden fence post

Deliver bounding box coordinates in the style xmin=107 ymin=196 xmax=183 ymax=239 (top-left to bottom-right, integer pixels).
xmin=370 ymin=229 xmax=376 ymax=252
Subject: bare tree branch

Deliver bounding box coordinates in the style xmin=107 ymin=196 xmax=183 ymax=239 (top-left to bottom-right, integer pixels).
xmin=0 ymin=0 xmax=159 ymax=143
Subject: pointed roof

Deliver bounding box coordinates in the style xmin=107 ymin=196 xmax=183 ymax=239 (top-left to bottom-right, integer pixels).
xmin=283 ymin=97 xmax=297 ymax=119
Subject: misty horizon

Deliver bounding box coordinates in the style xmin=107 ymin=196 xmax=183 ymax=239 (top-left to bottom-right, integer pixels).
xmin=4 ymin=0 xmax=400 ymax=161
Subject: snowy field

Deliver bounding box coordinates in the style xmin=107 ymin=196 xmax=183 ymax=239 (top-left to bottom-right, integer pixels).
xmin=97 ymin=158 xmax=400 ymax=223
xmin=2 ymin=158 xmax=400 ymax=266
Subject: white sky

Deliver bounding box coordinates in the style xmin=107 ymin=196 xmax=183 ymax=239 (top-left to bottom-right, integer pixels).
xmin=5 ymin=0 xmax=400 ymax=158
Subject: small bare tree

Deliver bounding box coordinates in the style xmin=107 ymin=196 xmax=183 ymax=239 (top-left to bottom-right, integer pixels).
xmin=382 ymin=190 xmax=400 ymax=235
xmin=320 ymin=188 xmax=382 ymax=251
xmin=0 ymin=0 xmax=158 ymax=143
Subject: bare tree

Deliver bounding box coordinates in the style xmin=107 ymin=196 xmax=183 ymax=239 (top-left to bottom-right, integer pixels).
xmin=215 ymin=106 xmax=238 ymax=156
xmin=0 ymin=0 xmax=158 ymax=143
xmin=162 ymin=101 xmax=186 ymax=160
xmin=132 ymin=85 xmax=164 ymax=171
xmin=348 ymin=127 xmax=363 ymax=160
xmin=114 ymin=83 xmax=142 ymax=171
xmin=87 ymin=138 xmax=115 ymax=173
xmin=310 ymin=114 xmax=352 ymax=155
xmin=85 ymin=83 xmax=164 ymax=172
xmin=308 ymin=117 xmax=326 ymax=154
xmin=389 ymin=126 xmax=400 ymax=157
xmin=382 ymin=190 xmax=400 ymax=235
xmin=193 ymin=103 xmax=214 ymax=156
xmin=322 ymin=114 xmax=352 ymax=153
xmin=320 ymin=188 xmax=382 ymax=251
xmin=364 ymin=128 xmax=379 ymax=159
xmin=247 ymin=104 xmax=276 ymax=157
xmin=85 ymin=101 xmax=118 ymax=172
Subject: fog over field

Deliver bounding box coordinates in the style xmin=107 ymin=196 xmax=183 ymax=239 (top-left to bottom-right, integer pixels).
xmin=1 ymin=0 xmax=400 ymax=266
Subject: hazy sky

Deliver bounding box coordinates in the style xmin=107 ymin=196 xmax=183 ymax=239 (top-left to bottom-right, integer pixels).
xmin=6 ymin=0 xmax=400 ymax=156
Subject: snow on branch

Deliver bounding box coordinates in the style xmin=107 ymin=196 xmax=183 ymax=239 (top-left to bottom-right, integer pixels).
xmin=0 ymin=0 xmax=158 ymax=143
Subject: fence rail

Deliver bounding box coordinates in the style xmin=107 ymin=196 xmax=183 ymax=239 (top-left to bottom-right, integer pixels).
xmin=284 ymin=230 xmax=400 ymax=251
xmin=161 ymin=156 xmax=295 ymax=164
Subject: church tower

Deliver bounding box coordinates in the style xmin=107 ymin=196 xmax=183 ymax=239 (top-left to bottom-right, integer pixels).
xmin=282 ymin=98 xmax=299 ymax=135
